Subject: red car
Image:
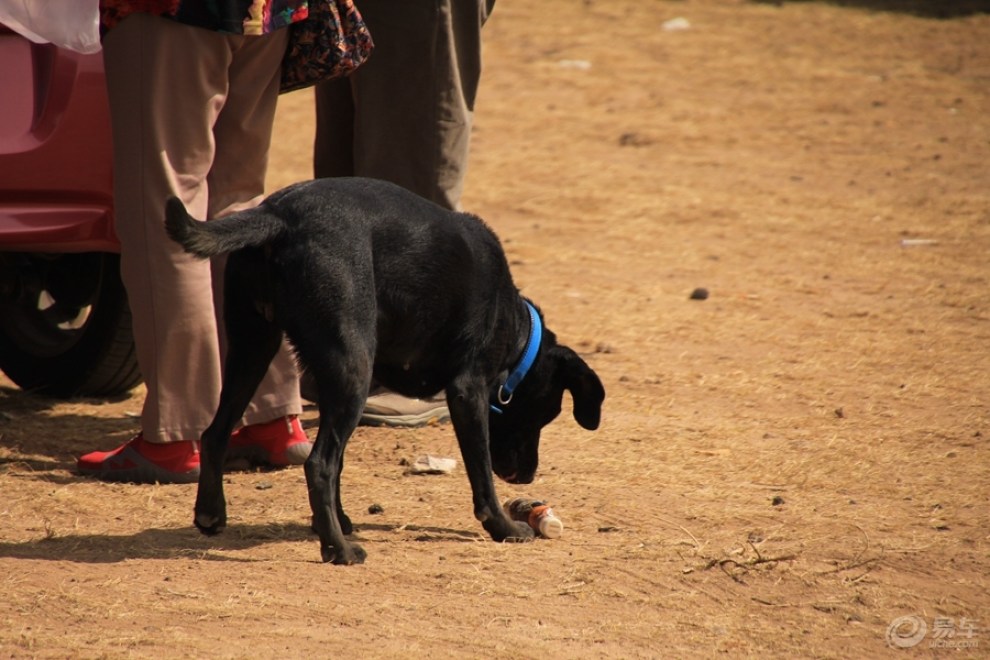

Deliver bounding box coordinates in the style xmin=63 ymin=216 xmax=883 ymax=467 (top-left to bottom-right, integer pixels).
xmin=0 ymin=26 xmax=140 ymax=397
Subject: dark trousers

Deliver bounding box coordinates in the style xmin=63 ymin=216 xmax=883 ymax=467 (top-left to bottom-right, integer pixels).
xmin=314 ymin=0 xmax=494 ymax=211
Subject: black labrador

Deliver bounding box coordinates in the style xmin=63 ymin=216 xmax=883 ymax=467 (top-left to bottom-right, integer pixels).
xmin=165 ymin=177 xmax=605 ymax=564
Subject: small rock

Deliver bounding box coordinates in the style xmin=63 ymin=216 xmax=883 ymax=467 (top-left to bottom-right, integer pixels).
xmin=618 ymin=132 xmax=653 ymax=147
xmin=771 ymin=495 xmax=785 ymax=506
xmin=368 ymin=503 xmax=384 ymax=515
xmin=407 ymin=455 xmax=457 ymax=475
xmin=662 ymin=17 xmax=691 ymax=31
xmin=689 ymin=287 xmax=709 ymax=301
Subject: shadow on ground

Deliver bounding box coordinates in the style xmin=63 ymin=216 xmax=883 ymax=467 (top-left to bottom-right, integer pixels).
xmin=751 ymin=0 xmax=990 ymax=18
xmin=0 ymin=521 xmax=483 ymax=563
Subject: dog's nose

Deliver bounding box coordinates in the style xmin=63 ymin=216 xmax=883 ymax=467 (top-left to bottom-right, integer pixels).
xmin=499 ymin=471 xmax=535 ymax=485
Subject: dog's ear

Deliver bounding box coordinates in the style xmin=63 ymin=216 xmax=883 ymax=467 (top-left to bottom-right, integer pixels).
xmin=556 ymin=347 xmax=605 ymax=430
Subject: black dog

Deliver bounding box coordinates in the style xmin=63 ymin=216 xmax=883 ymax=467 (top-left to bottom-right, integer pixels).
xmin=165 ymin=178 xmax=605 ymax=564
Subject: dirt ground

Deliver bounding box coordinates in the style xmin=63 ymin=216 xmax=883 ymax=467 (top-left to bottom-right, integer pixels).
xmin=1 ymin=0 xmax=989 ymax=657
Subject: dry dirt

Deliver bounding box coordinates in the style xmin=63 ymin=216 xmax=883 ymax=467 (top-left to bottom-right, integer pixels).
xmin=1 ymin=1 xmax=989 ymax=657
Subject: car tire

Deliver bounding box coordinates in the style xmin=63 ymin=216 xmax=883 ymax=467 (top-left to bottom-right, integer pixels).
xmin=0 ymin=252 xmax=142 ymax=398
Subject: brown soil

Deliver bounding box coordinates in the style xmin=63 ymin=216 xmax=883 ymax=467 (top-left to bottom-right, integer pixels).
xmin=2 ymin=1 xmax=988 ymax=657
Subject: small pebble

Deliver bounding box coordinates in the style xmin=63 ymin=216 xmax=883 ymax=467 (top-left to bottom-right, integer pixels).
xmin=368 ymin=503 xmax=384 ymax=515
xmin=689 ymin=287 xmax=709 ymax=300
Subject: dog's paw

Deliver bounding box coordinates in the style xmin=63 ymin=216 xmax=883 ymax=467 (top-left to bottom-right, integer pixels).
xmin=320 ymin=542 xmax=367 ymax=565
xmin=504 ymin=520 xmax=537 ymax=542
xmin=194 ymin=511 xmax=226 ymax=536
xmin=487 ymin=518 xmax=536 ymax=543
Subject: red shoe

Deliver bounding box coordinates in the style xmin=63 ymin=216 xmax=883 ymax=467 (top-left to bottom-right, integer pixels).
xmin=77 ymin=435 xmax=200 ymax=484
xmin=228 ymin=415 xmax=312 ymax=467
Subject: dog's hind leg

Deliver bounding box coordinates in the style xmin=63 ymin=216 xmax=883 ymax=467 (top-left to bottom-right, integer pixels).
xmin=194 ymin=278 xmax=285 ymax=536
xmin=300 ymin=347 xmax=371 ymax=565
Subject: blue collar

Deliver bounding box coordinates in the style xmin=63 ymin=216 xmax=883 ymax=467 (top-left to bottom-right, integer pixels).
xmin=492 ymin=300 xmax=542 ymax=413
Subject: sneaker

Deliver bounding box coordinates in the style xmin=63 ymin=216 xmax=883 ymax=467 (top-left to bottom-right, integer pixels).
xmin=360 ymin=390 xmax=450 ymax=428
xmin=77 ymin=434 xmax=200 ymax=484
xmin=227 ymin=415 xmax=312 ymax=467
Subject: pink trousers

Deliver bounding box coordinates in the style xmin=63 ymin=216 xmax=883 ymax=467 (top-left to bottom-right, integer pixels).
xmin=102 ymin=14 xmax=300 ymax=443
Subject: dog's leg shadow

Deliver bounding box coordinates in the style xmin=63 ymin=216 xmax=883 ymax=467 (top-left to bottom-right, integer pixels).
xmin=355 ymin=522 xmax=485 ymax=543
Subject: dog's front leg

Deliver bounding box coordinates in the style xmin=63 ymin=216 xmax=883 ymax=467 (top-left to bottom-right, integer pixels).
xmin=447 ymin=383 xmax=534 ymax=542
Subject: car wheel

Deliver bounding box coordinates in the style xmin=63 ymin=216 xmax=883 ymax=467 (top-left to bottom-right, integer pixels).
xmin=0 ymin=252 xmax=142 ymax=397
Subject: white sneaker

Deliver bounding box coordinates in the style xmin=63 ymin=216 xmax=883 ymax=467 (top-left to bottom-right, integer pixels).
xmin=360 ymin=390 xmax=450 ymax=428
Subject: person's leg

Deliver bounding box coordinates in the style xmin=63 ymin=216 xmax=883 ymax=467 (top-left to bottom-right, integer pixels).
xmin=313 ymin=0 xmax=489 ymax=211
xmin=206 ymin=28 xmax=302 ymax=428
xmin=312 ymin=75 xmax=356 ymax=180
xmin=209 ymin=29 xmax=311 ymax=467
xmin=81 ymin=17 xmax=305 ymax=482
xmin=104 ymin=14 xmax=233 ymax=444
xmin=78 ymin=14 xmax=232 ymax=482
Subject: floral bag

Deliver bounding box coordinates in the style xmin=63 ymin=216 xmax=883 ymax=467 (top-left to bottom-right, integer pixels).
xmin=280 ymin=0 xmax=374 ymax=94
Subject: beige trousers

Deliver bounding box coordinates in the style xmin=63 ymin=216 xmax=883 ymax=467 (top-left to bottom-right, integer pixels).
xmin=102 ymin=14 xmax=300 ymax=444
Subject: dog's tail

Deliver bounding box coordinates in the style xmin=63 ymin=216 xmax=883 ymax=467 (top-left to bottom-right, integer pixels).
xmin=164 ymin=196 xmax=286 ymax=259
